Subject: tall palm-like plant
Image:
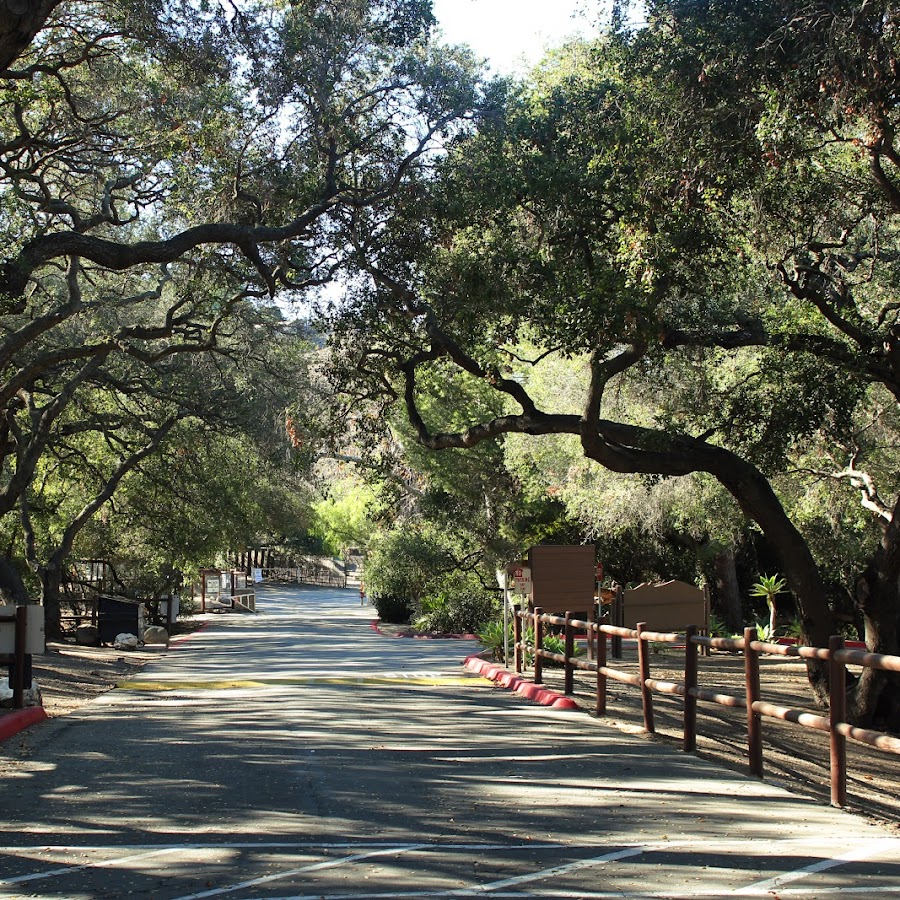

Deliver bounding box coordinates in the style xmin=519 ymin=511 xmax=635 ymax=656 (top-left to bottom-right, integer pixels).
xmin=750 ymin=574 xmax=787 ymax=639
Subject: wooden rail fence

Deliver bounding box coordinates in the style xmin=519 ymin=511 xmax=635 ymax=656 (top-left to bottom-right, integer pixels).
xmin=513 ymin=607 xmax=900 ymax=809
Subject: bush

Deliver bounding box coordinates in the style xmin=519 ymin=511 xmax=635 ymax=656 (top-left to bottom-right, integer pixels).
xmin=364 ymin=529 xmax=445 ymax=613
xmin=476 ymin=619 xmax=514 ymax=661
xmin=417 ymin=591 xmax=496 ymax=634
xmin=372 ymin=593 xmax=413 ymax=624
xmin=415 ymin=572 xmax=498 ymax=633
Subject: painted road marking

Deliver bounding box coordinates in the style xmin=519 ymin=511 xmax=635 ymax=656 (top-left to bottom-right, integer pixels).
xmin=3 ymin=838 xmax=898 ymax=897
xmin=450 ymin=842 xmax=683 ymax=894
xmin=171 ymin=845 xmax=429 ymax=900
xmin=260 ymin=890 xmax=900 ymax=900
xmin=0 ymin=846 xmax=186 ymax=887
xmin=733 ymin=836 xmax=900 ymax=895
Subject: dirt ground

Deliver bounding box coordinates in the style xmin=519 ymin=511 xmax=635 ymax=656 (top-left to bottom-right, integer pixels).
xmin=528 ymin=643 xmax=900 ymax=830
xmin=3 ymin=640 xmax=164 ymax=717
xmin=3 ymin=625 xmax=899 ymax=832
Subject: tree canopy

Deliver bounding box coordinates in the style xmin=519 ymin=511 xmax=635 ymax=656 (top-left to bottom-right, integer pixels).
xmin=0 ymin=0 xmax=481 ymax=624
xmin=327 ymin=1 xmax=900 ymax=726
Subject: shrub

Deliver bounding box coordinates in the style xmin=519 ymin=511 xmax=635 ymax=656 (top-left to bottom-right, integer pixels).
xmin=476 ymin=619 xmax=511 ymax=661
xmin=372 ymin=593 xmax=413 ymax=624
xmin=364 ymin=528 xmax=445 ymax=614
xmin=416 ymin=572 xmax=498 ymax=633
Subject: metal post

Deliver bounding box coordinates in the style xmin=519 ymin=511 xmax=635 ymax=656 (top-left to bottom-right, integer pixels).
xmin=829 ymin=635 xmax=848 ymax=808
xmin=683 ymin=624 xmax=698 ymax=752
xmin=744 ymin=626 xmax=763 ymax=777
xmin=564 ymin=611 xmax=574 ymax=695
xmin=533 ymin=606 xmax=544 ymax=685
xmin=636 ymin=622 xmax=654 ymax=733
xmin=596 ymin=622 xmax=607 ymax=716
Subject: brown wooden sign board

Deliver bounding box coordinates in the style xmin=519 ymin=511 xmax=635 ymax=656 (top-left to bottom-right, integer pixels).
xmin=527 ymin=544 xmax=596 ymax=614
xmin=622 ymin=580 xmax=708 ymax=631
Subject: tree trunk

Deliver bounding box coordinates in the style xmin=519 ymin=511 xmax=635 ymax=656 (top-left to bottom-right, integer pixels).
xmin=706 ymin=454 xmax=836 ymax=701
xmin=0 ymin=555 xmax=29 ymax=604
xmin=850 ymin=553 xmax=900 ymax=729
xmin=0 ymin=1 xmax=63 ymax=76
xmin=713 ymin=547 xmax=743 ymax=632
xmin=40 ymin=565 xmax=64 ymax=641
xmin=583 ymin=428 xmax=836 ymax=702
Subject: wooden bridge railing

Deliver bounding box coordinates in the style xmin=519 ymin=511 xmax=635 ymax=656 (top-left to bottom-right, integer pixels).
xmin=512 ymin=607 xmax=900 ymax=809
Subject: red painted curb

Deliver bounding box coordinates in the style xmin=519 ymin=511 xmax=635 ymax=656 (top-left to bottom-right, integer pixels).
xmin=464 ymin=656 xmax=579 ymax=711
xmin=169 ymin=621 xmax=212 ymax=647
xmin=0 ymin=706 xmax=48 ymax=742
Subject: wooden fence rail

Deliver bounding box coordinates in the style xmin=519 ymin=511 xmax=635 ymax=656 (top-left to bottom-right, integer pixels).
xmin=513 ymin=608 xmax=900 ymax=809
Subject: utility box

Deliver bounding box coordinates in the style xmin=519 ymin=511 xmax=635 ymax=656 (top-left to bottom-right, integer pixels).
xmin=0 ymin=604 xmax=45 ymax=655
xmin=527 ymin=545 xmax=596 ymax=613
xmin=97 ymin=596 xmax=146 ymax=644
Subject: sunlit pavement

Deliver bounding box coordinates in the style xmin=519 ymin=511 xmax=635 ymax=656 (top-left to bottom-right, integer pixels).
xmin=0 ymin=583 xmax=897 ymax=899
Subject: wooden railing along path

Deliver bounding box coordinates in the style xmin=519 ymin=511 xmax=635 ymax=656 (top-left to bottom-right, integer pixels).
xmin=513 ymin=607 xmax=900 ymax=809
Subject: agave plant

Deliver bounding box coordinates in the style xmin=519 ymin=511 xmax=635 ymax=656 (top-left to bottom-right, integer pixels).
xmin=749 ymin=574 xmax=787 ymax=639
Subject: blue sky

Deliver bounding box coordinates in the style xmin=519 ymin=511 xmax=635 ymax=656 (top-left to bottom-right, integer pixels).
xmin=430 ymin=0 xmax=604 ymax=74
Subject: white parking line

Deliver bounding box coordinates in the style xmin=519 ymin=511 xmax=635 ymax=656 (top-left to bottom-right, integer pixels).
xmin=0 ymin=846 xmax=185 ymax=887
xmin=770 ymin=889 xmax=900 ymax=897
xmin=3 ymin=837 xmax=897 ymax=899
xmin=171 ymin=844 xmax=429 ymax=900
xmin=455 ymin=842 xmax=680 ymax=894
xmin=733 ymin=836 xmax=899 ymax=895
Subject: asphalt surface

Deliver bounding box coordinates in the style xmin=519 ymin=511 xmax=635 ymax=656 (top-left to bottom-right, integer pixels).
xmin=0 ymin=583 xmax=897 ymax=899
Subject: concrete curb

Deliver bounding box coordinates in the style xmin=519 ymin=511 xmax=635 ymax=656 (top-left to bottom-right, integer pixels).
xmin=0 ymin=706 xmax=48 ymax=742
xmin=464 ymin=656 xmax=579 ymax=710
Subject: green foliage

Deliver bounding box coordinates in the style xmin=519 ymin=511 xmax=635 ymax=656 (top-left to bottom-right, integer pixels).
xmin=749 ymin=573 xmax=786 ymax=637
xmin=476 ymin=619 xmax=512 ymax=662
xmin=372 ymin=592 xmax=414 ymax=625
xmin=415 ymin=572 xmax=498 ymax=634
xmin=310 ymin=473 xmax=378 ymax=556
xmin=364 ymin=527 xmax=447 ymax=610
xmin=538 ymin=633 xmax=584 ymax=665
xmin=749 ymin=574 xmax=787 ymax=603
xmin=707 ymin=613 xmax=728 ymax=638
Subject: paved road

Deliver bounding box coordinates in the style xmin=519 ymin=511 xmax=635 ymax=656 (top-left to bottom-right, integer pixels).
xmin=0 ymin=583 xmax=897 ymax=899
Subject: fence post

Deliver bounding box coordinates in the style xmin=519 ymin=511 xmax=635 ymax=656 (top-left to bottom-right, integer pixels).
xmin=744 ymin=626 xmax=763 ymax=777
xmin=533 ymin=606 xmax=544 ymax=685
xmin=564 ymin=611 xmax=574 ymax=695
xmin=596 ymin=623 xmax=607 ymax=716
xmin=683 ymin=624 xmax=698 ymax=752
xmin=636 ymin=622 xmax=655 ymax=733
xmin=611 ymin=586 xmax=623 ymax=659
xmin=829 ymin=634 xmax=848 ymax=808
xmin=13 ymin=604 xmax=26 ymax=710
